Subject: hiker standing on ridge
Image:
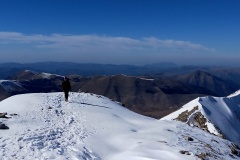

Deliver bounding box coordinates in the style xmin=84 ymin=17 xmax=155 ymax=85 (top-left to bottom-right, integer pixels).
xmin=62 ymin=77 xmax=71 ymax=102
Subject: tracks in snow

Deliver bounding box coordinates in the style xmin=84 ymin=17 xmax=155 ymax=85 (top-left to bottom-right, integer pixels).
xmin=0 ymin=93 xmax=101 ymax=160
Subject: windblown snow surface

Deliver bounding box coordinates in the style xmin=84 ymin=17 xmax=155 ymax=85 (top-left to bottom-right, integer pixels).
xmin=0 ymin=92 xmax=238 ymax=160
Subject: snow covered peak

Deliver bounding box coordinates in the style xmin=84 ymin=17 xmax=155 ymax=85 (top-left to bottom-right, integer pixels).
xmin=228 ymin=89 xmax=240 ymax=98
xmin=38 ymin=72 xmax=63 ymax=79
xmin=162 ymin=92 xmax=240 ymax=147
xmin=0 ymin=92 xmax=239 ymax=159
xmin=24 ymin=70 xmax=38 ymax=74
xmin=12 ymin=70 xmax=63 ymax=80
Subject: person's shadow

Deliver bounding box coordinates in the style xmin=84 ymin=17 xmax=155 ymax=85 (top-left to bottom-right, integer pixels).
xmin=71 ymin=101 xmax=112 ymax=109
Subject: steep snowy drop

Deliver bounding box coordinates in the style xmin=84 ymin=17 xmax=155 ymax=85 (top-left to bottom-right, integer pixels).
xmin=162 ymin=90 xmax=240 ymax=147
xmin=0 ymin=92 xmax=238 ymax=159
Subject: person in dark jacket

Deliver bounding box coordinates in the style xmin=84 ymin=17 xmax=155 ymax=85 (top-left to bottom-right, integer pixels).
xmin=62 ymin=77 xmax=71 ymax=102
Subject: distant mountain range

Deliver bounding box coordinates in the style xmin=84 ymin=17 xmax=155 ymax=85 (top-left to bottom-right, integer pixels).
xmin=173 ymin=70 xmax=238 ymax=96
xmin=0 ymin=62 xmax=175 ymax=78
xmin=0 ymin=71 xmax=63 ymax=101
xmin=0 ymin=61 xmax=214 ymax=78
xmin=1 ymin=62 xmax=240 ymax=85
xmin=1 ymin=67 xmax=239 ymax=118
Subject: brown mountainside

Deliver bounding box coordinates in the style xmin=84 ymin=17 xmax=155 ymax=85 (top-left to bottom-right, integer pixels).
xmin=70 ymin=74 xmax=212 ymax=118
xmin=2 ymin=70 xmax=235 ymax=119
xmin=173 ymin=70 xmax=237 ymax=96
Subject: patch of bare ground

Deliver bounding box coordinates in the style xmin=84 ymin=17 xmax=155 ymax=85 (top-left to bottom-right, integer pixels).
xmin=0 ymin=112 xmax=18 ymax=129
xmin=174 ymin=106 xmax=224 ymax=138
xmin=174 ymin=106 xmax=198 ymax=122
xmin=181 ymin=134 xmax=240 ymax=159
xmin=0 ymin=112 xmax=10 ymax=118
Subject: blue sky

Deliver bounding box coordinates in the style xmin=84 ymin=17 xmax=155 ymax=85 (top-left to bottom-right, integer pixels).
xmin=0 ymin=0 xmax=239 ymax=66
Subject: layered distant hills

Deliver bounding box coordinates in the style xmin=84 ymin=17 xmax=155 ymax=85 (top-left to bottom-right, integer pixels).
xmin=0 ymin=61 xmax=222 ymax=78
xmin=1 ymin=65 xmax=239 ymax=118
xmin=173 ymin=70 xmax=238 ymax=96
xmin=1 ymin=62 xmax=240 ymax=85
xmin=0 ymin=62 xmax=171 ymax=78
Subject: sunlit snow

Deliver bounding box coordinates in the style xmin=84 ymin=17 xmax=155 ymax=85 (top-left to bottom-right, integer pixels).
xmin=0 ymin=92 xmax=237 ymax=159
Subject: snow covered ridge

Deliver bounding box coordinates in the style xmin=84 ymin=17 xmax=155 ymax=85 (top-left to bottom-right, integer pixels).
xmin=0 ymin=80 xmax=25 ymax=92
xmin=162 ymin=90 xmax=240 ymax=147
xmin=40 ymin=72 xmax=64 ymax=79
xmin=0 ymin=92 xmax=239 ymax=159
xmin=15 ymin=70 xmax=63 ymax=80
xmin=228 ymin=90 xmax=240 ymax=98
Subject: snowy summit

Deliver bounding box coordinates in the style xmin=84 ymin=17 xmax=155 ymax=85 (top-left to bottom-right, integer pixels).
xmin=0 ymin=92 xmax=239 ymax=159
xmin=162 ymin=91 xmax=240 ymax=147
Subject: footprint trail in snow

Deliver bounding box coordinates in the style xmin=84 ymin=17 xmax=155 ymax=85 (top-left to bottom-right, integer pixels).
xmin=0 ymin=92 xmax=237 ymax=160
xmin=0 ymin=93 xmax=100 ymax=160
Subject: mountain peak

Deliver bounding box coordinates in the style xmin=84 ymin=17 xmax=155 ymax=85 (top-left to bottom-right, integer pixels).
xmin=162 ymin=92 xmax=240 ymax=147
xmin=174 ymin=70 xmax=237 ymax=96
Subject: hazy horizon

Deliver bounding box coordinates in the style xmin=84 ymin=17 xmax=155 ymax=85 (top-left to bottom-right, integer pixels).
xmin=0 ymin=60 xmax=240 ymax=68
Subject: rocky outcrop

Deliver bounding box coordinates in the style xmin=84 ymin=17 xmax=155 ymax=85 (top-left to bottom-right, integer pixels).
xmin=0 ymin=112 xmax=9 ymax=118
xmin=0 ymin=123 xmax=9 ymax=129
xmin=174 ymin=106 xmax=198 ymax=122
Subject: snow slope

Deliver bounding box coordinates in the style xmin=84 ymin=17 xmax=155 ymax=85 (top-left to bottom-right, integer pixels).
xmin=162 ymin=91 xmax=240 ymax=147
xmin=0 ymin=92 xmax=238 ymax=159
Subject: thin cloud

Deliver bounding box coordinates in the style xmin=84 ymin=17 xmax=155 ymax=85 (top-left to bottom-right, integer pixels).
xmin=143 ymin=37 xmax=215 ymax=52
xmin=0 ymin=32 xmax=215 ymax=52
xmin=0 ymin=31 xmax=216 ymax=64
